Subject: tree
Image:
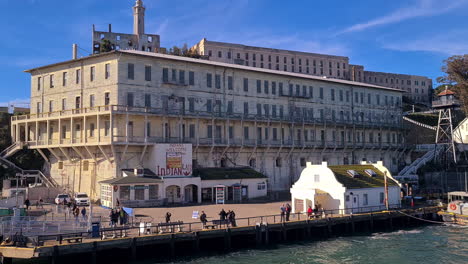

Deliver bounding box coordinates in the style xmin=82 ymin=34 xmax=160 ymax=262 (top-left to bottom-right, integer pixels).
xmin=437 ymin=55 xmax=468 ymax=114
xmin=100 ymin=39 xmax=113 ymax=53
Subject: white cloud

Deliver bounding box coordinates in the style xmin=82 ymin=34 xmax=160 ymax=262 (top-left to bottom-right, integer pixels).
xmin=338 ymin=0 xmax=468 ymax=34
xmin=383 ymin=30 xmax=468 ymax=55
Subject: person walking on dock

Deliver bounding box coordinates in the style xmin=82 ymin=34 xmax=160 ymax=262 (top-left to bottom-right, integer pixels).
xmin=280 ymin=204 xmax=286 ymax=222
xmin=200 ymin=211 xmax=207 ymax=229
xmin=307 ymin=206 xmax=313 ymax=219
xmin=81 ymin=207 xmax=87 ymax=221
xmin=165 ymin=212 xmax=172 ymax=223
xmin=285 ymin=203 xmax=291 ymax=221
xmin=24 ymin=198 xmax=30 ymax=211
xmin=228 ymin=210 xmax=237 ymax=227
xmin=219 ymin=209 xmax=227 ymax=221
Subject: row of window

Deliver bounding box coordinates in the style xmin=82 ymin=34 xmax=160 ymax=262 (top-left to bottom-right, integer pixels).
xmin=208 ymin=49 xmax=346 ymax=69
xmin=37 ymin=64 xmax=110 ymax=91
xmin=365 ymin=76 xmax=428 ymax=87
xmin=37 ymin=92 xmax=110 ymax=113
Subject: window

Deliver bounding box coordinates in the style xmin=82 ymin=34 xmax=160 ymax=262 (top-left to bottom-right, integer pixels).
xmin=279 ymin=82 xmax=283 ymax=95
xmin=243 ymin=102 xmax=249 ymax=115
xmin=229 ymin=126 xmax=234 ymax=139
xmin=249 ymin=158 xmax=256 ymax=168
xmin=188 ymin=98 xmax=194 ymax=112
xmin=37 ymin=77 xmax=42 ymax=91
xmin=207 ymin=125 xmax=213 ymax=138
xmin=145 ymin=65 xmax=151 ymax=81
xmin=264 ymin=80 xmax=269 ymax=94
xmin=89 ymin=123 xmax=95 ymax=137
xmin=215 ymin=74 xmax=221 ymax=89
xmin=206 ymin=99 xmax=212 ymax=112
xmin=257 ymin=80 xmax=261 ymax=93
xmin=314 ymin=174 xmax=320 ymax=182
xmin=379 ymin=192 xmax=384 ymax=204
xmin=76 ymin=69 xmax=81 ymax=84
xmin=149 ymin=185 xmax=159 ymax=200
xmin=104 ymin=92 xmax=110 ymax=106
xmin=319 ymin=87 xmax=324 ymax=99
xmin=120 ymin=186 xmax=130 ymax=200
xmin=227 ymin=76 xmax=233 ymax=90
xmin=135 ymin=186 xmax=145 ymax=200
xmin=207 ymin=73 xmax=212 ymax=88
xmin=144 ymin=94 xmax=151 ymax=108
xmin=300 ymin=158 xmax=306 ymax=167
xmin=179 ymin=70 xmax=185 ymax=84
xmin=189 ymin=124 xmax=195 ymax=138
xmin=89 ymin=94 xmax=95 ymax=108
xmin=172 ymin=69 xmax=177 ymax=82
xmin=50 ymin=74 xmax=54 ymax=88
xmin=61 ymin=98 xmax=66 ymax=111
xmin=162 ymin=68 xmax=168 ymax=82
xmin=227 ymin=101 xmax=233 ymax=114
xmin=243 ymin=78 xmax=249 ymax=92
xmin=105 ymin=64 xmax=110 ymax=79
xmin=275 ymin=157 xmax=282 ymax=167
xmin=272 ymin=82 xmax=276 ymax=95
xmin=257 ymin=182 xmax=266 ymax=190
xmin=218 ymin=51 xmax=222 ymax=58
xmin=244 ymin=126 xmax=249 ymax=139
xmin=227 ymin=52 xmax=231 ymax=59
xmin=189 ymin=71 xmax=195 ymax=85
xmin=90 ymin=66 xmax=95 ymax=81
xmin=62 ymin=72 xmax=68 ymax=86
xmin=49 ymin=100 xmax=54 ymax=112
xmin=104 ymin=121 xmax=110 ymax=136
xmin=127 ymin=93 xmax=134 ymax=107
xmin=331 ymin=89 xmax=335 ymax=101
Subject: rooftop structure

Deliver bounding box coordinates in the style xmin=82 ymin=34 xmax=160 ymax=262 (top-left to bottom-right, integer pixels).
xmin=92 ymin=0 xmax=160 ymax=54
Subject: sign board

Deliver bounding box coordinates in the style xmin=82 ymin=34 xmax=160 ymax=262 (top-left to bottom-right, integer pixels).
xmin=154 ymin=144 xmax=192 ymax=177
xmin=215 ymin=185 xmax=225 ymax=204
xmin=192 ymin=211 xmax=199 ymax=219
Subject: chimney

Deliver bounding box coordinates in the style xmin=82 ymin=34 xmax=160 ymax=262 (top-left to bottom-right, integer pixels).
xmin=72 ymin=44 xmax=78 ymax=60
xmin=108 ymin=24 xmax=112 ymax=33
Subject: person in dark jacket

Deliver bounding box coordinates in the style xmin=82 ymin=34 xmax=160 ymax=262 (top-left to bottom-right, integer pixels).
xmin=200 ymin=211 xmax=207 ymax=228
xmin=228 ymin=210 xmax=237 ymax=227
xmin=165 ymin=212 xmax=172 ymax=223
xmin=285 ymin=203 xmax=291 ymax=221
xmin=24 ymin=199 xmax=30 ymax=210
xmin=219 ymin=209 xmax=227 ymax=221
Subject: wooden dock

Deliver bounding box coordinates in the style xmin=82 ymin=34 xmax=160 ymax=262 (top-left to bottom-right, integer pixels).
xmin=0 ymin=207 xmax=441 ymax=264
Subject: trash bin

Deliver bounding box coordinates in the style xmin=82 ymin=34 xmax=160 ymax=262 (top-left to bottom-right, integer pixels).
xmin=91 ymin=222 xmax=100 ymax=238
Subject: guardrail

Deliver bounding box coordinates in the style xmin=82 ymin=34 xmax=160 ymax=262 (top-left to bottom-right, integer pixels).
xmin=19 ymin=204 xmax=408 ymax=246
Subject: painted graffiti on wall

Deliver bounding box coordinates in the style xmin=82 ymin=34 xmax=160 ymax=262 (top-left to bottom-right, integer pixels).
xmin=155 ymin=144 xmax=192 ymax=177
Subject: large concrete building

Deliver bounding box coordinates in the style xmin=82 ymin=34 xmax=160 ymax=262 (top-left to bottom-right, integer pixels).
xmin=191 ymin=39 xmax=432 ymax=105
xmin=10 ymin=49 xmax=405 ymax=200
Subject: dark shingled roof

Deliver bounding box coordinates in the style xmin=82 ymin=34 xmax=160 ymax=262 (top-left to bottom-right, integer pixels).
xmin=100 ymin=169 xmax=161 ymax=185
xmin=328 ymin=165 xmax=399 ymax=189
xmin=100 ymin=176 xmax=162 ymax=185
xmin=193 ymin=167 xmax=267 ymax=181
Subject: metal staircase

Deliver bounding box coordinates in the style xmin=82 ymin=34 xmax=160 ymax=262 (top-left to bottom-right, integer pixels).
xmin=0 ymin=143 xmax=58 ymax=188
xmin=396 ymin=146 xmax=443 ymax=183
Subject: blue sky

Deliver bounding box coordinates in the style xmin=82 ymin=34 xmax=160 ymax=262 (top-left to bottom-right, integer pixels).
xmin=1 ymin=0 xmax=467 ymax=107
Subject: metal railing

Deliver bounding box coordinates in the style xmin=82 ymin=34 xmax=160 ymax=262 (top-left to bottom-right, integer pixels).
xmin=12 ymin=105 xmax=403 ymax=129
xmin=19 ymin=204 xmax=410 ymax=246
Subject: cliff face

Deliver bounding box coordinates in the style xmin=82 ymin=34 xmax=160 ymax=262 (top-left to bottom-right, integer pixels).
xmin=404 ymin=119 xmax=436 ymax=145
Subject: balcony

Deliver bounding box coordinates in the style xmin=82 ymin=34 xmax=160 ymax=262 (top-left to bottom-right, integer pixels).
xmin=12 ymin=105 xmax=403 ymax=132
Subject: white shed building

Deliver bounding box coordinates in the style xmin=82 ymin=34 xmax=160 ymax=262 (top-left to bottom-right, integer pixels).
xmin=290 ymin=161 xmax=401 ymax=214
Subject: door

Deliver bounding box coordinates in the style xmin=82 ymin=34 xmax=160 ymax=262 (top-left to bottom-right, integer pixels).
xmin=352 ymin=194 xmax=359 ymax=213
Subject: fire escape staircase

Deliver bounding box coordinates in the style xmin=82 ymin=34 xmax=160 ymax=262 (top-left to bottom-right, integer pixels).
xmin=0 ymin=142 xmax=58 ymax=188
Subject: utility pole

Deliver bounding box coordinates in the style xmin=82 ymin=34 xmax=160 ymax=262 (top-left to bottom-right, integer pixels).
xmin=384 ymin=171 xmax=389 ymax=210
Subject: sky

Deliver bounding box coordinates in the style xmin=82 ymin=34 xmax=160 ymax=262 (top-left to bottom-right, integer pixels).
xmin=0 ymin=0 xmax=467 ymax=107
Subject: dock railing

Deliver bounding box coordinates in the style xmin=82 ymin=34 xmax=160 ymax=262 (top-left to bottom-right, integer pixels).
xmin=15 ymin=204 xmax=416 ymax=246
